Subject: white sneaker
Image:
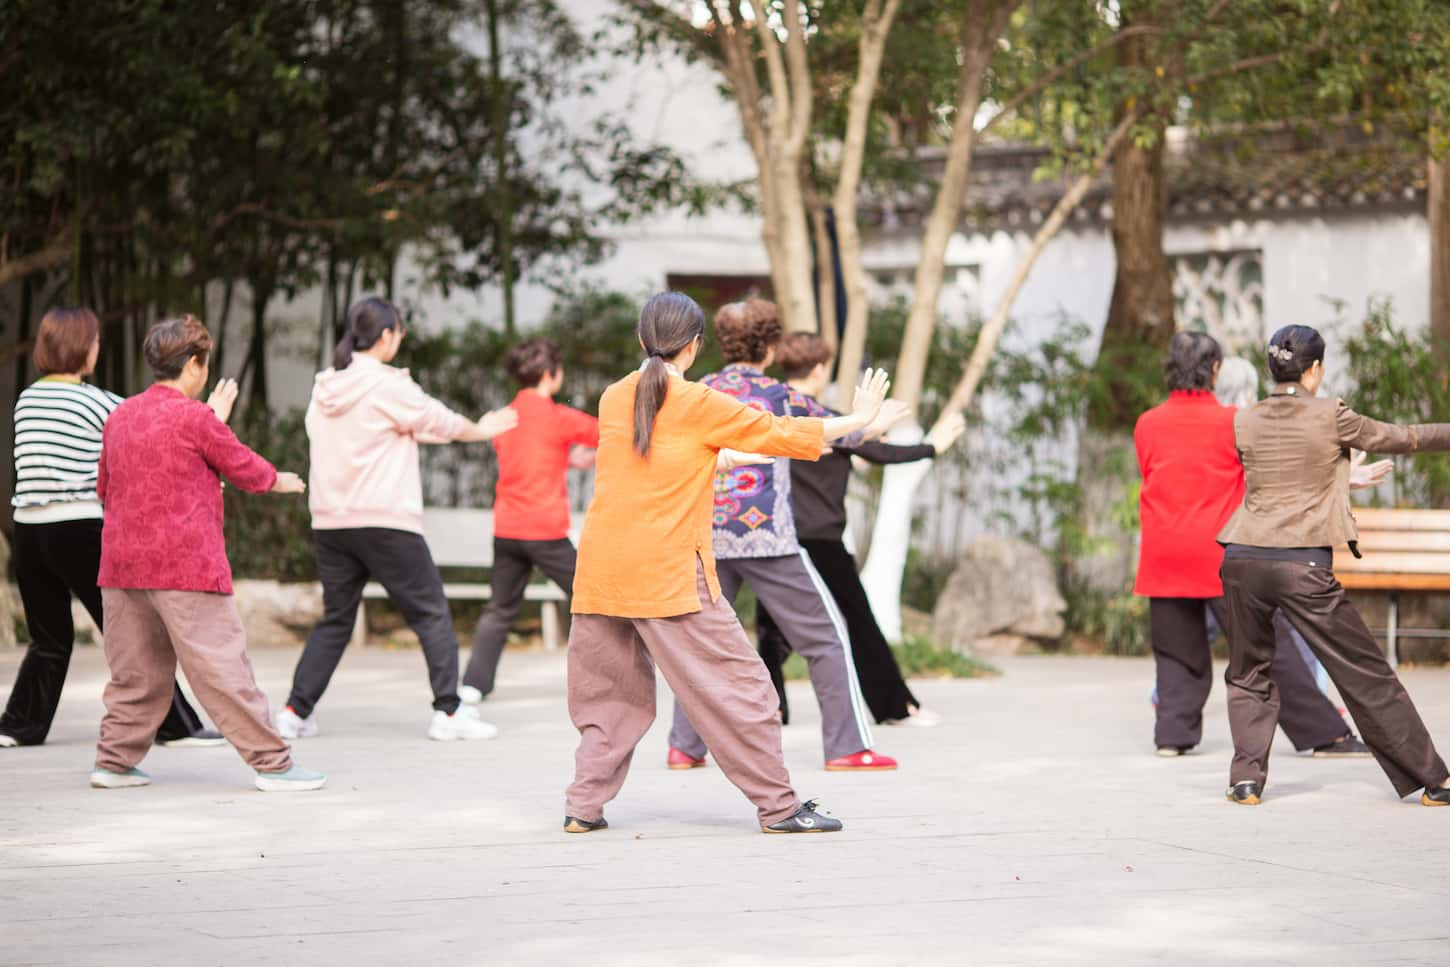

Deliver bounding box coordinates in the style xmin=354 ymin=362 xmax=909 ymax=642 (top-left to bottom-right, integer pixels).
xmin=0 ymin=733 xmax=18 ymax=748
xmin=90 ymin=767 xmax=151 ymax=789
xmin=427 ymin=705 xmax=499 ymax=741
xmin=458 ymin=685 xmax=484 ymax=705
xmin=883 ymin=707 xmax=941 ymax=728
xmin=275 ymin=707 xmax=319 ymax=740
xmin=254 ymin=764 xmax=327 ymax=792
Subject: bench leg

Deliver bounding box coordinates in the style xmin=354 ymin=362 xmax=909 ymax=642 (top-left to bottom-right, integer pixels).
xmin=541 ymin=602 xmax=559 ymax=653
xmin=351 ymin=601 xmax=368 ymax=651
xmin=1387 ymin=591 xmax=1399 ymax=669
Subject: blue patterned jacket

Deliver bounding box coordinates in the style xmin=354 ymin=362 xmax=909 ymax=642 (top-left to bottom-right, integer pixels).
xmin=702 ymin=364 xmax=804 ymax=559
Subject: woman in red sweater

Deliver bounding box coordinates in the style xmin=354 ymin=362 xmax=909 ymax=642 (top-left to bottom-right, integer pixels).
xmin=91 ymin=315 xmax=324 ymax=792
xmin=1134 ymin=332 xmax=1367 ymax=758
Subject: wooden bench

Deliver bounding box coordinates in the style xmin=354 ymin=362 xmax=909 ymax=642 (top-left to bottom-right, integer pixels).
xmin=1334 ymin=507 xmax=1450 ymax=666
xmin=351 ymin=508 xmax=581 ymax=652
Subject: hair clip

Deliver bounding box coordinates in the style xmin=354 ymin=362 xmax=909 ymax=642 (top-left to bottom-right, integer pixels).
xmin=1267 ymin=344 xmax=1294 ymax=362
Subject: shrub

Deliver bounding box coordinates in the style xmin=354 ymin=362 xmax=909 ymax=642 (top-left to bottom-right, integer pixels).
xmin=1341 ymin=298 xmax=1450 ymax=507
xmin=223 ymin=407 xmax=317 ymax=581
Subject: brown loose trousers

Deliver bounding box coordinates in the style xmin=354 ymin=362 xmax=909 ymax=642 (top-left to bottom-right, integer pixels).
xmin=565 ymin=567 xmax=799 ymax=826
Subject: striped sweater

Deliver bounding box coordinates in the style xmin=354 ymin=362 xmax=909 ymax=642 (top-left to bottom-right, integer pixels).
xmin=12 ymin=379 xmax=121 ymax=521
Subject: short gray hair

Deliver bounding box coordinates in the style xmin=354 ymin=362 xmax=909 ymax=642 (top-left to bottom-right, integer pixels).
xmin=1214 ymin=356 xmax=1259 ymax=408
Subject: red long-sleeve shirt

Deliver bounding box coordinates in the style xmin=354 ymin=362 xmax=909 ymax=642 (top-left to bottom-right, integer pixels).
xmin=491 ymin=389 xmax=599 ymax=541
xmin=98 ymin=384 xmax=277 ymax=594
xmin=1133 ymin=390 xmax=1244 ymax=599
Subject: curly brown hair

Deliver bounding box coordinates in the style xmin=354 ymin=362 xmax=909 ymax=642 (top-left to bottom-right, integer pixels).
xmin=713 ymin=298 xmax=782 ymax=364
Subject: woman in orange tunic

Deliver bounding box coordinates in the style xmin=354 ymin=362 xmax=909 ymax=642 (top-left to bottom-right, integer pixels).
xmin=563 ymin=291 xmax=891 ymax=835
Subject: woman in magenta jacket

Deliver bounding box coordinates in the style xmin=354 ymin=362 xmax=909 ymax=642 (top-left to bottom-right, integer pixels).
xmin=1134 ymin=332 xmax=1365 ymax=758
xmin=92 ymin=315 xmax=323 ymax=792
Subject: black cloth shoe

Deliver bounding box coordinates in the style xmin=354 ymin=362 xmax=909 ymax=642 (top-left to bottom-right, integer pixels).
xmin=762 ymin=799 xmax=843 ymax=834
xmin=1225 ymin=781 xmax=1262 ymax=805
xmin=1421 ymin=786 xmax=1450 ymax=807
xmin=157 ymin=729 xmax=226 ymax=748
xmin=563 ymin=815 xmax=608 ymax=833
xmin=1312 ymin=734 xmax=1372 ymax=758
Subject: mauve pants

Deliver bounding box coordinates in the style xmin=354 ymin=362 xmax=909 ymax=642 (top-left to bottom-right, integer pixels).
xmin=95 ymin=589 xmax=291 ymax=774
xmin=1221 ymin=558 xmax=1450 ymax=797
xmin=669 ymin=552 xmax=874 ymax=763
xmin=565 ymin=567 xmax=800 ymax=827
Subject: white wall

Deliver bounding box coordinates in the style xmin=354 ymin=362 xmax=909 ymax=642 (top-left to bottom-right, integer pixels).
xmin=858 ymin=209 xmax=1432 ymax=560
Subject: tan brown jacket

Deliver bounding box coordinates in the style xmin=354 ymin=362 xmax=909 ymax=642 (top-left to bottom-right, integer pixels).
xmin=1217 ymin=388 xmax=1450 ymax=551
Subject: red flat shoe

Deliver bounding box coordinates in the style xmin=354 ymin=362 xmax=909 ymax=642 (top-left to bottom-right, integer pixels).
xmin=667 ymin=747 xmax=707 ymax=770
xmin=824 ymin=749 xmax=898 ymax=771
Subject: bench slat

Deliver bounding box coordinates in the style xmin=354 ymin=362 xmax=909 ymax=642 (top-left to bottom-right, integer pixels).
xmin=1350 ymin=530 xmax=1450 ymax=553
xmin=1336 ymin=572 xmax=1450 ymax=591
xmin=1335 ymin=551 xmax=1450 ymax=574
xmin=361 ymin=581 xmax=566 ymax=600
xmin=1351 ymin=508 xmax=1450 ymax=531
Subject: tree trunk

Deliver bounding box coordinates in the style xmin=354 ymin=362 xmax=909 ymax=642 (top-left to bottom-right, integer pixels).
xmin=212 ymin=277 xmax=236 ymax=380
xmin=832 ymin=0 xmax=904 ymax=400
xmin=810 ymin=202 xmax=838 ymax=352
xmin=246 ymin=285 xmax=271 ymax=409
xmin=941 ymin=111 xmax=1142 ymax=418
xmin=320 ymin=248 xmax=338 ymax=371
xmin=771 ymin=161 xmax=818 ymax=332
xmin=1430 ymin=149 xmax=1450 ymax=344
xmin=859 ymin=106 xmax=1141 ymax=643
xmin=891 ymin=0 xmax=1021 ymax=411
xmin=1093 ymin=117 xmax=1174 ymax=428
xmin=486 ymin=0 xmax=516 ymax=335
xmin=1093 ymin=15 xmax=1175 ymax=429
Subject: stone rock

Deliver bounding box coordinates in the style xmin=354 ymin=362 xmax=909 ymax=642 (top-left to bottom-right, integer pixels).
xmin=930 ymin=536 xmax=1067 ymax=656
xmin=232 ymin=581 xmax=325 ymax=647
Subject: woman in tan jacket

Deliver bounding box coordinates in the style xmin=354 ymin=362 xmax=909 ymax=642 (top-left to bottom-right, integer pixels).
xmin=1218 ymin=324 xmax=1450 ymax=807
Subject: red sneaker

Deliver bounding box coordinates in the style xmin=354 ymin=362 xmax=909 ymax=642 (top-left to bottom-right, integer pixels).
xmin=824 ymin=749 xmax=898 ymax=771
xmin=667 ymin=747 xmax=707 ymax=770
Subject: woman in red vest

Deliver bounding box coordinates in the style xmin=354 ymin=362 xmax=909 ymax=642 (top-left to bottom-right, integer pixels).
xmin=1134 ymin=331 xmax=1371 ymax=757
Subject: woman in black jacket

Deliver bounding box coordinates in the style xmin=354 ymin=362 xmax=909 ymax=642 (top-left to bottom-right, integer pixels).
xmin=757 ymin=333 xmax=964 ymax=727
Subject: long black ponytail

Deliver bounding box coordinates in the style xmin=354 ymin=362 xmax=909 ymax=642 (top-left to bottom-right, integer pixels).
xmin=334 ymin=296 xmax=403 ymax=370
xmin=634 ymin=291 xmax=705 ymax=457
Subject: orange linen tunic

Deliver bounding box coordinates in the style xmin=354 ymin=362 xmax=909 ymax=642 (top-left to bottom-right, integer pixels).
xmin=571 ymin=370 xmax=825 ymax=619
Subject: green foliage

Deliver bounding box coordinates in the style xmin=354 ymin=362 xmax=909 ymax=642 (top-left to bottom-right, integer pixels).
xmin=1342 ymin=299 xmax=1450 ymax=507
xmin=782 ymin=635 xmax=997 ymax=681
xmin=1063 ymin=584 xmax=1151 ymax=657
xmin=222 ymin=407 xmax=316 ymax=581
xmin=1 ymin=0 xmax=700 ymax=402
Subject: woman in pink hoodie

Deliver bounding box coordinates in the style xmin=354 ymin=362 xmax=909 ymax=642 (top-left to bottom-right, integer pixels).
xmin=279 ymin=297 xmax=516 ymax=742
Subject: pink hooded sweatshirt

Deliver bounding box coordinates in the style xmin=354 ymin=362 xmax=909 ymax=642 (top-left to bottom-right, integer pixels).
xmin=306 ymin=354 xmax=472 ymax=534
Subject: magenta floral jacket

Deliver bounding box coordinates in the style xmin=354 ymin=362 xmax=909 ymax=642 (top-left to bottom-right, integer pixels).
xmin=97 ymin=384 xmax=276 ymax=594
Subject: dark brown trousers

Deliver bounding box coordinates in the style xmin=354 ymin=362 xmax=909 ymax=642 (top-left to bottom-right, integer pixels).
xmin=1221 ymin=558 xmax=1450 ymax=797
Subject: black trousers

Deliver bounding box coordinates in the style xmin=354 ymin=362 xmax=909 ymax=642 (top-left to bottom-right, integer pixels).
xmin=1150 ymin=596 xmax=1348 ymax=752
xmin=287 ymin=528 xmax=460 ymax=717
xmin=1221 ymin=559 xmax=1449 ymax=796
xmin=1 ymin=519 xmax=205 ymax=746
xmin=462 ymin=537 xmax=576 ymax=698
xmin=757 ymin=539 xmax=919 ymax=725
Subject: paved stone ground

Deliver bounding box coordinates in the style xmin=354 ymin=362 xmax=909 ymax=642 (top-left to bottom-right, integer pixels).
xmin=2 ymin=644 xmax=1449 ymax=966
